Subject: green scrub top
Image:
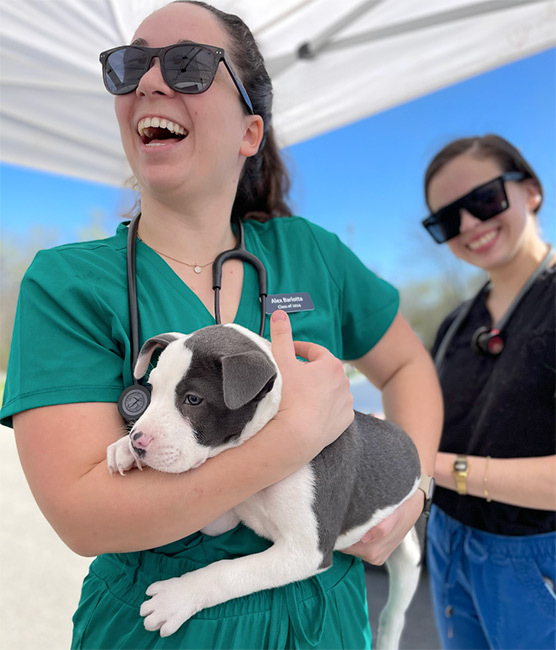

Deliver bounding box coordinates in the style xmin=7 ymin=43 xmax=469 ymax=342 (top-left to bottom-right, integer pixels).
xmin=2 ymin=216 xmax=399 ymax=649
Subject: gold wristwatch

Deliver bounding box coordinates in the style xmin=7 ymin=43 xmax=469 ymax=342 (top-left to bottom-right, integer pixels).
xmin=453 ymin=455 xmax=469 ymax=495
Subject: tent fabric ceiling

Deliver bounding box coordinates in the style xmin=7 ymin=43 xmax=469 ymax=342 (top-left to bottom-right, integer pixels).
xmin=1 ymin=0 xmax=554 ymax=187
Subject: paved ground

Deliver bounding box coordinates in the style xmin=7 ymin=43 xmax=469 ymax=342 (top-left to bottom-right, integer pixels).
xmin=1 ymin=426 xmax=440 ymax=649
xmin=0 ymin=427 xmax=91 ymax=649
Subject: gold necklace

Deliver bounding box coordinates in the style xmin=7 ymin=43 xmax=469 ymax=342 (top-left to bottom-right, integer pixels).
xmin=151 ymin=248 xmax=215 ymax=274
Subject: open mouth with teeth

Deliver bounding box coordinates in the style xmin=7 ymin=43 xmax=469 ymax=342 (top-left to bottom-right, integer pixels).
xmin=138 ymin=116 xmax=188 ymax=146
xmin=467 ymin=229 xmax=498 ymax=251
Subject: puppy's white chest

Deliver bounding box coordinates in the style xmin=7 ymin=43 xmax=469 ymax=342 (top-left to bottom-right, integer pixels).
xmin=235 ymin=466 xmax=318 ymax=543
xmin=236 ymin=492 xmax=281 ymax=541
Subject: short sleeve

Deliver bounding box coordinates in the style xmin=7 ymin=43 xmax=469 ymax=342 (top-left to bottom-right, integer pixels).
xmin=304 ymin=222 xmax=399 ymax=360
xmin=1 ymin=248 xmax=129 ymax=427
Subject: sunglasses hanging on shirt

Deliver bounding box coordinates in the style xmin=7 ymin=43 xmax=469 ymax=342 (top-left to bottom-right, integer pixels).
xmin=422 ymin=171 xmax=525 ymax=244
xmin=99 ymin=42 xmax=254 ymax=114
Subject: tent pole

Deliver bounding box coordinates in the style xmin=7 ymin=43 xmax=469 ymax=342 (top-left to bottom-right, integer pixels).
xmin=323 ymin=0 xmax=550 ymax=52
xmin=266 ymin=0 xmax=384 ymax=76
xmin=297 ymin=0 xmax=385 ymax=58
xmin=266 ymin=0 xmax=548 ymax=77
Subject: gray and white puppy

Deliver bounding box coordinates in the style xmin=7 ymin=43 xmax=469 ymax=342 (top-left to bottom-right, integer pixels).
xmin=107 ymin=323 xmax=422 ymax=647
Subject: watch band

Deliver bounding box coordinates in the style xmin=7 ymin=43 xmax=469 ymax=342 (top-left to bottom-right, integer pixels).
xmin=418 ymin=473 xmax=435 ymax=516
xmin=453 ymin=455 xmax=469 ymax=495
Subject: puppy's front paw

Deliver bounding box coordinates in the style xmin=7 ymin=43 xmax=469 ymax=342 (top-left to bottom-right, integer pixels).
xmin=141 ymin=577 xmax=198 ymax=637
xmin=106 ymin=437 xmax=142 ymax=475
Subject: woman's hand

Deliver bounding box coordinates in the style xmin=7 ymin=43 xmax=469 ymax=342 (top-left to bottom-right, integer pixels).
xmin=343 ymin=490 xmax=424 ymax=565
xmin=269 ymin=310 xmax=354 ymax=460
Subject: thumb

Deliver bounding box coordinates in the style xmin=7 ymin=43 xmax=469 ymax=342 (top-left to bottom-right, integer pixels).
xmin=269 ymin=310 xmax=295 ymax=368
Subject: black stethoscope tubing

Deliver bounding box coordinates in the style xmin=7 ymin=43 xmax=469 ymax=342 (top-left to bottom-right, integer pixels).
xmin=126 ymin=213 xmax=141 ymax=377
xmin=118 ymin=213 xmax=267 ymax=423
xmin=212 ymin=216 xmax=267 ymax=337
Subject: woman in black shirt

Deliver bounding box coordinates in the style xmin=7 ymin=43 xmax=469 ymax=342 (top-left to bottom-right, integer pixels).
xmin=422 ymin=134 xmax=555 ymax=650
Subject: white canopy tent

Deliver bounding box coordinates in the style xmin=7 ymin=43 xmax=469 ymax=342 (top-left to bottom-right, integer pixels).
xmin=1 ymin=0 xmax=554 ymax=187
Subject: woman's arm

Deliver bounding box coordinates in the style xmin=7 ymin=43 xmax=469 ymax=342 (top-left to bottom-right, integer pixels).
xmin=13 ymin=311 xmax=354 ymax=557
xmin=435 ymin=451 xmax=556 ymax=510
xmin=351 ymin=313 xmax=443 ymax=476
xmin=345 ymin=312 xmax=443 ymax=564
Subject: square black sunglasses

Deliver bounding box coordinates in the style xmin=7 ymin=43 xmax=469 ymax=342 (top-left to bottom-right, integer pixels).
xmin=99 ymin=42 xmax=254 ymax=114
xmin=422 ymin=171 xmax=525 ymax=244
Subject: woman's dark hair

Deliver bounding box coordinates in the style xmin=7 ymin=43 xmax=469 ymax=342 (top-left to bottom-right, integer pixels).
xmin=173 ymin=0 xmax=292 ymax=221
xmin=424 ymin=134 xmax=543 ymax=214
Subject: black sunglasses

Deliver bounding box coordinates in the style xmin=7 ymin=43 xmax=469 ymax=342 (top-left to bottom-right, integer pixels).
xmin=99 ymin=42 xmax=253 ymax=114
xmin=422 ymin=171 xmax=525 ymax=244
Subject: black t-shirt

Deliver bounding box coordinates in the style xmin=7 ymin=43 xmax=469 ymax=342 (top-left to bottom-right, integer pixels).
xmin=432 ymin=266 xmax=555 ymax=535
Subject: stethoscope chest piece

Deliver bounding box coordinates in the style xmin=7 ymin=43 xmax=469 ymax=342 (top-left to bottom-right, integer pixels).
xmin=471 ymin=326 xmax=504 ymax=356
xmin=117 ymin=383 xmax=151 ymax=423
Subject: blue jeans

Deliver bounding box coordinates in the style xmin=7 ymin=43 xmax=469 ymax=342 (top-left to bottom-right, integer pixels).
xmin=427 ymin=506 xmax=556 ymax=650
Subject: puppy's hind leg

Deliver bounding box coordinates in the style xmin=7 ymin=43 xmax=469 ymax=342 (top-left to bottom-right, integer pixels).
xmin=376 ymin=527 xmax=421 ymax=650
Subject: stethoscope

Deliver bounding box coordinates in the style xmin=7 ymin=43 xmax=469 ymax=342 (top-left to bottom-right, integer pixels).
xmin=117 ymin=213 xmax=268 ymax=422
xmin=434 ymin=245 xmax=555 ymax=372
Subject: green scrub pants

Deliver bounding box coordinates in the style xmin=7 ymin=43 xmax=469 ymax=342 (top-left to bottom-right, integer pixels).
xmin=71 ymin=525 xmax=372 ymax=649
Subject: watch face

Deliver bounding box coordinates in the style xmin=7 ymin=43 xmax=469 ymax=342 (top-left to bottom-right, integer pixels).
xmin=454 ymin=459 xmax=467 ymax=472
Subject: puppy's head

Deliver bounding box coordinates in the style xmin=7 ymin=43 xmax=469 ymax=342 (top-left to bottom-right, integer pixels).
xmin=129 ymin=324 xmax=281 ymax=473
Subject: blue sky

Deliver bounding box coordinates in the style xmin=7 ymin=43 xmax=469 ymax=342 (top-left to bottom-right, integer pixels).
xmin=2 ymin=47 xmax=554 ymax=289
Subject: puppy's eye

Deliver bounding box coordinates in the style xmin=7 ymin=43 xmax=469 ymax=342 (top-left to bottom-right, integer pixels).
xmin=184 ymin=394 xmax=203 ymax=406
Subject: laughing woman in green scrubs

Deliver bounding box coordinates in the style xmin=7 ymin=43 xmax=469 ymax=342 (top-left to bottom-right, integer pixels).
xmin=1 ymin=2 xmax=442 ymax=648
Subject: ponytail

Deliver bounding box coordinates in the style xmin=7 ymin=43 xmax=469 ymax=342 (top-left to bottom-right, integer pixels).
xmin=234 ymin=126 xmax=291 ymax=221
xmin=177 ymin=1 xmax=293 ymax=221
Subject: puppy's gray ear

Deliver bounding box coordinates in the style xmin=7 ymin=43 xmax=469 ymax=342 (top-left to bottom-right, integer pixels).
xmin=134 ymin=333 xmax=182 ymax=379
xmin=221 ymin=350 xmax=277 ymax=410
